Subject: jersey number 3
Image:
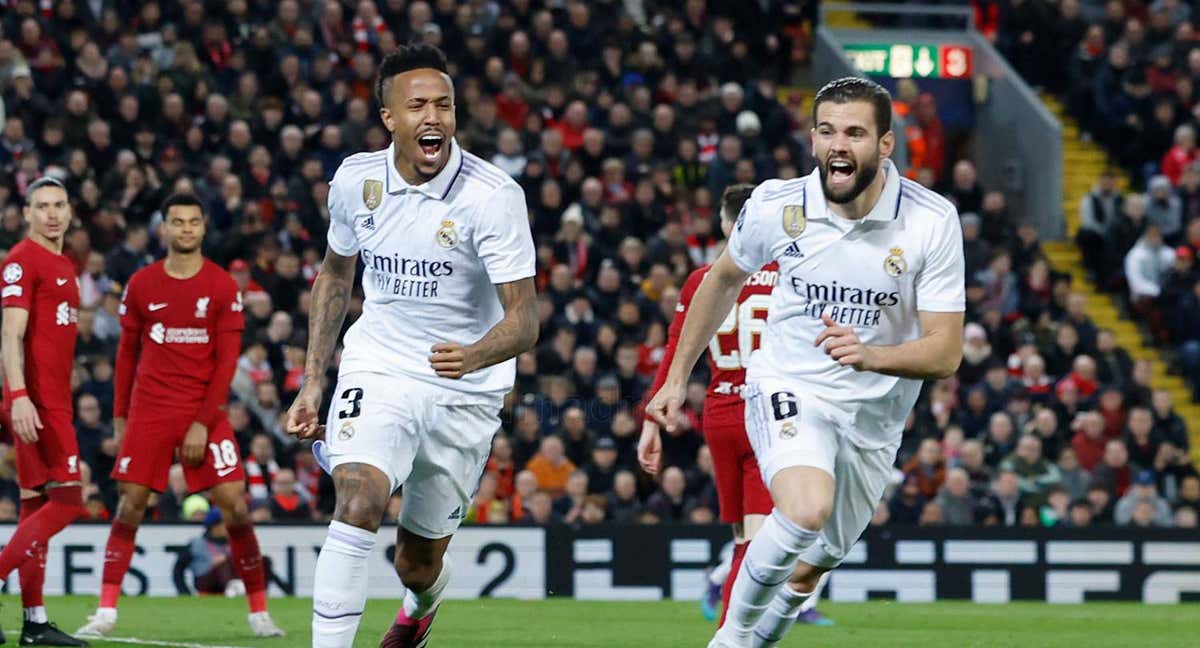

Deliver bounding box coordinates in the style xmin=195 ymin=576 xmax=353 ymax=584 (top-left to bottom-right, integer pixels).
xmin=338 ymin=387 xmax=364 ymax=419
xmin=710 ymin=294 xmax=770 ymax=370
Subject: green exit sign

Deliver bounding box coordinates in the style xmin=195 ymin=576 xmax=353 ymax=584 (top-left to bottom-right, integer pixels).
xmin=843 ymin=44 xmax=973 ymax=79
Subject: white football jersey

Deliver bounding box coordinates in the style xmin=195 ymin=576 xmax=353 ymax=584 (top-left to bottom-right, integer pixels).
xmin=727 ymin=159 xmax=965 ymax=448
xmin=326 ymin=139 xmax=535 ymax=402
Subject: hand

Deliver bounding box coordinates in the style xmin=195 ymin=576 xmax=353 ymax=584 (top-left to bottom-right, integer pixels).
xmin=10 ymin=396 xmax=42 ymax=443
xmin=286 ymin=380 xmax=325 ymax=440
xmin=429 ymin=342 xmax=480 ymax=379
xmin=637 ymin=419 xmax=663 ymax=475
xmin=113 ymin=417 xmax=126 ymax=448
xmin=181 ymin=422 xmax=207 ymax=466
xmin=814 ymin=313 xmax=876 ymax=371
xmin=644 ymin=381 xmax=686 ymax=436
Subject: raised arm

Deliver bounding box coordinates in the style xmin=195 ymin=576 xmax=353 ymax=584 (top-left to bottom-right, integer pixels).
xmin=1 ymin=306 xmax=41 ymax=442
xmin=286 ymin=248 xmax=356 ymax=438
xmin=646 ymin=253 xmax=749 ymax=431
xmin=430 ymin=277 xmax=538 ymax=378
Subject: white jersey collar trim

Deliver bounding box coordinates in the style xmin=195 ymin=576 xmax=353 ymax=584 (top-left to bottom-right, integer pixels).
xmin=385 ymin=139 xmax=465 ymax=200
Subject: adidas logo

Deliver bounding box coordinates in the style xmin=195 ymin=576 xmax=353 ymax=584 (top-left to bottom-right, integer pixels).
xmin=782 ymin=242 xmax=805 ymax=258
xmin=447 ymin=506 xmax=464 ymax=520
xmin=360 ymin=214 xmax=375 ymax=231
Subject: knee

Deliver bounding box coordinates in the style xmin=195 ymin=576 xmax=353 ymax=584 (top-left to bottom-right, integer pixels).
xmin=219 ymin=500 xmax=250 ymax=526
xmin=789 ymin=565 xmax=827 ymax=593
xmin=334 ymin=495 xmax=384 ymax=531
xmin=115 ymin=494 xmax=150 ymax=525
xmin=776 ymin=501 xmax=831 ymax=532
xmin=394 ymin=553 xmax=441 ymax=592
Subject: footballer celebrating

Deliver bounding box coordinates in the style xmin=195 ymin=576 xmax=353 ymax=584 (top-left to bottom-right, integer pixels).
xmin=0 ymin=177 xmax=89 ymax=647
xmin=76 ymin=194 xmax=284 ymax=639
xmin=285 ymin=43 xmax=537 ymax=648
xmin=640 ymin=184 xmax=831 ymax=628
xmin=644 ymin=77 xmax=965 ymax=648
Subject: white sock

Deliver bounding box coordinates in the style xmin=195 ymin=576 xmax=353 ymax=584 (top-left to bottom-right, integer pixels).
xmin=24 ymin=606 xmax=48 ymax=624
xmin=800 ymin=571 xmax=829 ymax=613
xmin=312 ymin=521 xmax=377 ymax=648
xmin=401 ymin=556 xmax=451 ymax=620
xmin=708 ymin=545 xmax=734 ymax=586
xmin=751 ymin=584 xmax=811 ymax=647
xmin=717 ymin=510 xmax=819 ymax=643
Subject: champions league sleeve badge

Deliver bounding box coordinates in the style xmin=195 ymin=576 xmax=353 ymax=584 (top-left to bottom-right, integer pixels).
xmin=362 ymin=179 xmax=383 ymax=210
xmin=782 ymin=205 xmax=806 ymax=238
xmin=437 ymin=219 xmax=460 ymax=248
xmin=884 ymin=247 xmax=907 ymax=277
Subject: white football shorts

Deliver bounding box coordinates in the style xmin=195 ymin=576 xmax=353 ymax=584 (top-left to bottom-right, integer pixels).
xmin=743 ymin=377 xmax=900 ymax=568
xmin=324 ymin=371 xmax=501 ymax=539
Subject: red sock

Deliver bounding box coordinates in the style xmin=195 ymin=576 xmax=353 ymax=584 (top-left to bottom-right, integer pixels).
xmin=100 ymin=520 xmax=140 ymax=608
xmin=718 ymin=542 xmax=748 ymax=628
xmin=227 ymin=522 xmax=268 ymax=613
xmin=17 ymin=495 xmax=48 ymax=610
xmin=0 ymin=486 xmax=84 ymax=581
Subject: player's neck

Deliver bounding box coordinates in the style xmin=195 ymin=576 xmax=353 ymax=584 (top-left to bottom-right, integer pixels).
xmin=164 ymin=252 xmax=204 ymax=279
xmin=28 ymin=231 xmax=63 ymax=255
xmin=827 ymin=167 xmax=888 ymax=221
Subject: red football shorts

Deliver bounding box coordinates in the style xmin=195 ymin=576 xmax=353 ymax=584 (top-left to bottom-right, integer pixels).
xmin=113 ymin=409 xmax=245 ymax=493
xmin=5 ymin=407 xmax=81 ymax=490
xmin=703 ymin=402 xmax=772 ymax=523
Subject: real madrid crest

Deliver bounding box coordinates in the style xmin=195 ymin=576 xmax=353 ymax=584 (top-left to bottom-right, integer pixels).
xmin=362 ymin=179 xmax=383 ymax=211
xmin=779 ymin=420 xmax=797 ymax=440
xmin=338 ymin=420 xmax=355 ymax=440
xmin=782 ymin=205 xmax=806 ymax=238
xmin=884 ymin=247 xmax=907 ymax=277
xmin=437 ymin=219 xmax=459 ymax=249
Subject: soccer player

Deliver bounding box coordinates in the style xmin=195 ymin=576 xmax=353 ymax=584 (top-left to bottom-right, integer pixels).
xmin=643 ymin=77 xmax=965 ymax=648
xmin=641 ymin=184 xmax=832 ymax=628
xmin=285 ymin=43 xmax=536 ymax=648
xmin=0 ymin=177 xmax=90 ymax=647
xmin=76 ymin=194 xmax=284 ymax=639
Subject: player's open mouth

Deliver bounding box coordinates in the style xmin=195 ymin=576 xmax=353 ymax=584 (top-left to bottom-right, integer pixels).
xmin=417 ymin=133 xmax=445 ymax=162
xmin=828 ymin=159 xmax=855 ymax=186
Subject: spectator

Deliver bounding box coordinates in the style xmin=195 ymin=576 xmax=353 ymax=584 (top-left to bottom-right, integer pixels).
xmin=267 ymin=468 xmax=311 ymax=521
xmin=1000 ymin=434 xmax=1063 ymax=500
xmin=1057 ymin=447 xmax=1092 ymax=500
xmin=244 ymin=433 xmax=278 ymax=502
xmin=1124 ymin=225 xmax=1176 ymax=302
xmin=553 ymin=470 xmax=589 ymax=524
xmin=607 ymin=469 xmax=642 ymax=523
xmin=525 ymin=435 xmax=576 ymax=498
xmin=990 ymin=469 xmax=1024 ymax=526
xmin=1115 ymin=470 xmax=1174 ymax=526
xmin=1078 ymin=169 xmax=1123 ymax=279
xmin=1145 ymin=175 xmax=1184 ymax=242
xmin=903 ymin=438 xmax=947 ymax=499
xmin=1066 ymin=498 xmax=1093 ymax=527
xmin=646 ymin=466 xmax=690 ymax=522
xmin=584 ymin=436 xmax=620 ymax=496
xmin=934 ymin=468 xmax=977 ymax=526
xmin=888 ymin=474 xmax=927 ymax=526
xmin=1091 ymin=439 xmax=1134 ymax=498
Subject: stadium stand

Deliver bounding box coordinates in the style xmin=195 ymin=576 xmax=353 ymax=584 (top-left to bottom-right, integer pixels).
xmin=0 ymin=0 xmax=1195 ymax=535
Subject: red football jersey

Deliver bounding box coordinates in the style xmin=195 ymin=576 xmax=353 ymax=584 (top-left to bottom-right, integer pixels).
xmin=118 ymin=260 xmax=244 ymax=415
xmin=647 ymin=262 xmax=779 ymax=416
xmin=1 ymin=239 xmax=79 ymax=411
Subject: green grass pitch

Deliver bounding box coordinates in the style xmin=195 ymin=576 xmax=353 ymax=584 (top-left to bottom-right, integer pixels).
xmin=2 ymin=596 xmax=1196 ymax=647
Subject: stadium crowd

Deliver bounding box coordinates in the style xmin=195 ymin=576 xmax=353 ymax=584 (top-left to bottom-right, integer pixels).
xmin=0 ymin=0 xmax=1195 ymax=532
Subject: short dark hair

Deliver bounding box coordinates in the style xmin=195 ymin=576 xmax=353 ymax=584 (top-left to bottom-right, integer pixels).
xmin=375 ymin=43 xmax=450 ymax=105
xmin=160 ymin=192 xmax=205 ymax=218
xmin=720 ymin=183 xmax=755 ymax=221
xmin=24 ymin=176 xmax=67 ymax=204
xmin=812 ymin=76 xmax=893 ymax=137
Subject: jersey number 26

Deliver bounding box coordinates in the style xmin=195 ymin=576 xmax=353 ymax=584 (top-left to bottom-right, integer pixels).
xmin=709 ymin=294 xmax=770 ymax=370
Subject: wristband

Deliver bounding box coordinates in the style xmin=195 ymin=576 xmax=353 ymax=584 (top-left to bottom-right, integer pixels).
xmin=9 ymin=388 xmax=28 ymax=400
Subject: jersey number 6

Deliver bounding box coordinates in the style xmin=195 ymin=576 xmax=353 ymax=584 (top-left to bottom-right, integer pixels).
xmin=710 ymin=294 xmax=771 ymax=370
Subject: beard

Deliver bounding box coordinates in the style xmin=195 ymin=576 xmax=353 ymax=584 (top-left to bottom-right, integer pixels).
xmin=818 ymin=151 xmax=881 ymax=204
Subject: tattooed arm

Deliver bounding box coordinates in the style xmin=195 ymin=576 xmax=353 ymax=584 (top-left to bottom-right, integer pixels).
xmin=285 ymin=248 xmax=356 ymax=438
xmin=429 ymin=277 xmax=538 ymax=379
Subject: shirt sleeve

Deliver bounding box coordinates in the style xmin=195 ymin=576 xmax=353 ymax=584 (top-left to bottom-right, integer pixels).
xmin=915 ymin=212 xmax=967 ymax=312
xmin=118 ymin=272 xmax=142 ymax=330
xmin=326 ymin=170 xmax=360 ymax=256
xmin=1 ymin=251 xmax=34 ymax=310
xmin=215 ymin=274 xmax=246 ymax=334
xmin=114 ymin=274 xmax=142 ymax=419
xmin=476 ymin=182 xmax=536 ymax=284
xmin=724 ymin=191 xmax=769 ymax=274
